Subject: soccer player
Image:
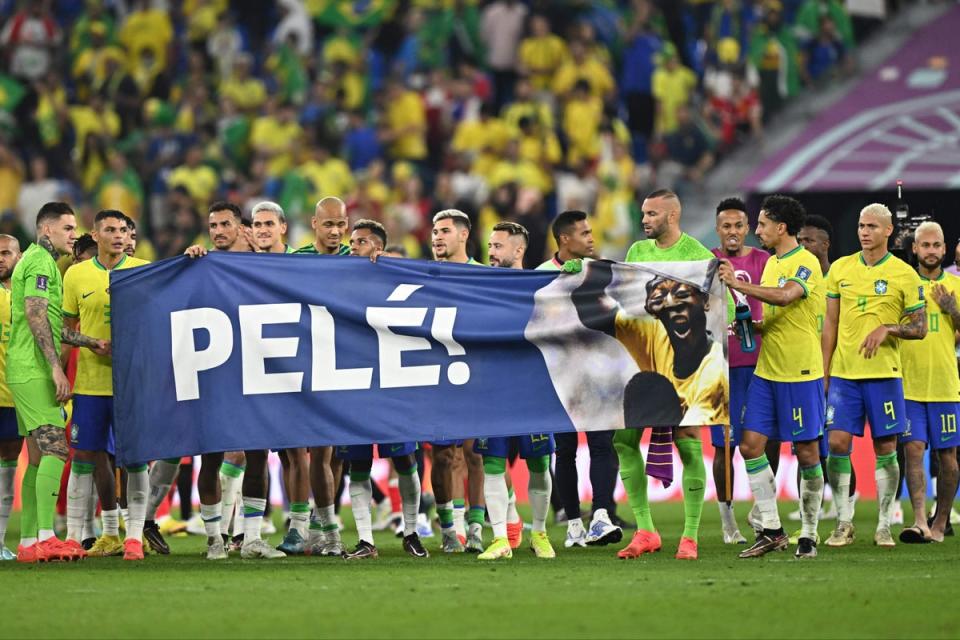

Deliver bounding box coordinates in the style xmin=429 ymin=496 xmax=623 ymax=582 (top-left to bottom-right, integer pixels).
xmin=569 ymin=189 xmax=733 ymax=560
xmin=710 ymin=197 xmax=769 ymax=545
xmin=477 ymin=221 xmax=556 ymax=560
xmin=296 ymin=197 xmax=350 ymax=556
xmin=123 ymin=216 xmax=137 ymax=257
xmin=182 ymin=201 xmax=281 ymax=559
xmin=63 ymin=210 xmax=151 ymax=560
xmin=822 ymin=203 xmax=927 ymax=548
xmin=718 ymin=195 xmax=826 ymax=559
xmin=251 ymin=201 xmax=295 ymax=254
xmin=430 ymin=209 xmax=486 ymax=552
xmin=537 ymin=210 xmax=622 ymax=548
xmin=339 ymin=219 xmax=428 ymax=559
xmin=899 ymin=222 xmax=959 ymax=543
xmin=8 ymin=202 xmax=108 ymax=563
xmin=796 ymin=214 xmax=858 ymax=524
xmin=0 ymin=234 xmax=22 ymax=560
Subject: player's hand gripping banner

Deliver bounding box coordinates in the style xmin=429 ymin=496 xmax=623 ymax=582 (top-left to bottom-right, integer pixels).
xmin=110 ymin=254 xmax=729 ymax=465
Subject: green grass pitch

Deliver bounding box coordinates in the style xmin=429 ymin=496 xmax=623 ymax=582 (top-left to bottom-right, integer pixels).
xmin=1 ymin=501 xmax=957 ymax=639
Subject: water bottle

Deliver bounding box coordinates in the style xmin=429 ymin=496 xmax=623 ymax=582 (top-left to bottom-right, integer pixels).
xmin=735 ymin=304 xmax=756 ymax=353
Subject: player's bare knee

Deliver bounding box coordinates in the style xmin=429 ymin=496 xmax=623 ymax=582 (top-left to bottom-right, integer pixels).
xmin=34 ymin=425 xmax=69 ymax=460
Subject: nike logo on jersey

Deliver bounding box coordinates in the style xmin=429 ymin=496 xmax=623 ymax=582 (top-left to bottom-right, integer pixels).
xmin=839 ymin=283 xmax=851 ymax=288
xmin=884 ymin=423 xmax=898 ymax=431
xmin=82 ymin=291 xmax=95 ymax=299
xmin=792 ymin=428 xmax=805 ymax=436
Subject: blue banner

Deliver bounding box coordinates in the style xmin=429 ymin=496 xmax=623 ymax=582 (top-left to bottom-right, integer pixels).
xmin=110 ymin=253 xmax=728 ymax=466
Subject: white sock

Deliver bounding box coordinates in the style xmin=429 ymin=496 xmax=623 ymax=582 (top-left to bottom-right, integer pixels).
xmin=876 ymin=458 xmax=900 ymax=530
xmin=799 ymin=468 xmax=824 ymax=540
xmin=120 ymin=507 xmax=129 ymax=531
xmin=349 ymin=477 xmax=374 ymax=545
xmin=82 ymin=491 xmax=97 ymax=541
xmin=200 ymin=502 xmax=222 ymax=539
xmin=506 ymin=488 xmax=520 ymax=523
xmin=483 ymin=472 xmax=509 ymax=539
xmin=453 ymin=503 xmax=466 ymax=538
xmin=397 ymin=471 xmax=420 ymax=537
xmin=828 ymin=458 xmax=853 ymax=524
xmin=717 ymin=501 xmax=738 ymax=533
xmin=146 ymin=459 xmax=179 ymax=521
xmin=316 ymin=503 xmax=340 ymax=542
xmin=528 ymin=471 xmax=552 ymax=533
xmin=220 ymin=466 xmax=244 ymax=537
xmin=102 ymin=508 xmax=120 ymax=537
xmin=0 ymin=463 xmax=15 ymax=545
xmin=746 ymin=462 xmax=781 ymax=531
xmin=242 ymin=496 xmax=266 ymax=542
xmin=289 ymin=509 xmax=309 ymax=536
xmin=66 ymin=466 xmax=93 ymax=542
xmin=38 ymin=529 xmax=55 ymax=541
xmin=125 ymin=468 xmax=149 ymax=541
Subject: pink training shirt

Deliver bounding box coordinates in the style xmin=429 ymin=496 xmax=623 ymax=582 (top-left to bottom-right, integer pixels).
xmin=712 ymin=246 xmax=770 ymax=368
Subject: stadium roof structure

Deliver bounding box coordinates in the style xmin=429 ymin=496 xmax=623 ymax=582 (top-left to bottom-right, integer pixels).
xmin=742 ymin=4 xmax=960 ymax=193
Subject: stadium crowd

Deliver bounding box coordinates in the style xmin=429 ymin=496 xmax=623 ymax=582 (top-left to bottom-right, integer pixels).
xmin=0 ymin=0 xmax=858 ymax=268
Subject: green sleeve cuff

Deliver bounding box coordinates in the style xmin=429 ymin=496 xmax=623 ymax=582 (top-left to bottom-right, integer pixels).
xmin=62 ymin=311 xmax=79 ymax=318
xmin=826 ymin=292 xmax=840 ymax=299
xmin=904 ymin=302 xmax=926 ymax=313
xmin=787 ymin=277 xmax=810 ymax=298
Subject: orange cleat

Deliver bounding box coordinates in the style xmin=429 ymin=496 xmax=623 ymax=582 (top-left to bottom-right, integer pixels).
xmin=36 ymin=537 xmax=77 ymax=562
xmin=457 ymin=534 xmax=466 ymax=546
xmin=123 ymin=538 xmax=144 ymax=561
xmin=507 ymin=519 xmax=523 ymax=549
xmin=16 ymin=543 xmax=38 ymax=563
xmin=675 ymin=536 xmax=698 ymax=560
xmin=63 ymin=539 xmax=87 ymax=560
xmin=617 ymin=530 xmax=662 ymax=559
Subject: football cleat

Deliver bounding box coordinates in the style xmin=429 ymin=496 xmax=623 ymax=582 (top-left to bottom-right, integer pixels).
xmin=277 ymin=529 xmax=306 ymax=555
xmin=402 ymin=533 xmax=429 ymax=558
xmin=465 ymin=523 xmax=484 ymax=553
xmin=506 ymin=518 xmax=524 ymax=549
xmin=795 ymin=537 xmax=817 ymax=559
xmin=738 ymin=531 xmax=788 ymax=558
xmin=16 ymin=543 xmax=38 ymax=563
xmin=530 ymin=531 xmax=556 ymax=559
xmin=416 ymin=513 xmax=434 ymax=539
xmin=874 ymin=527 xmax=896 ymax=548
xmin=88 ymin=534 xmax=124 ymax=557
xmin=0 ymin=545 xmax=15 ymax=561
xmin=565 ymin=519 xmax=587 ymax=548
xmin=825 ymin=521 xmax=856 ymax=547
xmin=241 ymin=538 xmax=287 ymax=559
xmin=143 ymin=520 xmax=170 ymax=555
xmin=123 ymin=538 xmax=144 ymax=561
xmin=586 ymin=509 xmax=623 ymax=546
xmin=206 ymin=536 xmax=228 ymax=560
xmin=440 ymin=528 xmax=464 ymax=553
xmin=37 ymin=537 xmax=83 ymax=562
xmin=723 ymin=528 xmax=748 ymax=545
xmin=675 ymin=536 xmax=698 ymax=560
xmin=617 ymin=530 xmax=662 ymax=559
xmin=478 ymin=536 xmax=513 ymax=560
xmin=343 ymin=540 xmax=378 ymax=560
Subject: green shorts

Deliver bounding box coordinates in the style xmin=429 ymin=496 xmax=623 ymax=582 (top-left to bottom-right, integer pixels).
xmin=9 ymin=378 xmax=66 ymax=436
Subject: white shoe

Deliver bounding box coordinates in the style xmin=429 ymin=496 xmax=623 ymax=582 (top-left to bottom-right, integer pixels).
xmin=416 ymin=513 xmax=434 ymax=538
xmin=206 ymin=537 xmax=228 ymax=560
xmin=466 ymin=522 xmax=484 ymax=553
xmin=186 ymin=514 xmax=207 ymax=536
xmin=371 ymin=502 xmax=394 ymax=531
xmin=261 ymin=519 xmax=277 ymax=536
xmin=723 ymin=528 xmax=748 ymax=544
xmin=786 ymin=508 xmax=802 ymax=522
xmin=241 ymin=538 xmax=286 ymax=559
xmin=564 ymin=519 xmax=587 ymax=548
xmin=586 ymin=509 xmax=623 ymax=546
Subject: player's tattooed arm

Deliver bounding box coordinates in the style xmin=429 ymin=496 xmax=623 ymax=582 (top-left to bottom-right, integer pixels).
xmin=884 ymin=306 xmax=927 ymax=340
xmin=24 ymin=296 xmax=61 ymax=369
xmin=62 ymin=327 xmax=99 ymax=348
xmin=931 ymin=284 xmax=960 ymax=328
xmin=571 ymin=259 xmax=617 ymax=336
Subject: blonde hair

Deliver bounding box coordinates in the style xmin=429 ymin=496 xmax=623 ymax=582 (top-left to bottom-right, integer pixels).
xmin=914 ymin=220 xmax=944 ymax=241
xmin=859 ymin=203 xmax=893 ymax=223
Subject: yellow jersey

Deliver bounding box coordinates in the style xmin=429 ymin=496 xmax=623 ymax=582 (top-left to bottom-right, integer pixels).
xmin=826 ymin=252 xmax=925 ymax=380
xmin=614 ymin=313 xmax=728 ymax=426
xmin=0 ymin=285 xmax=11 ymax=407
xmin=63 ymin=255 xmax=149 ymax=396
xmin=755 ymin=245 xmax=824 ymax=382
xmin=902 ymin=270 xmax=960 ymax=402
